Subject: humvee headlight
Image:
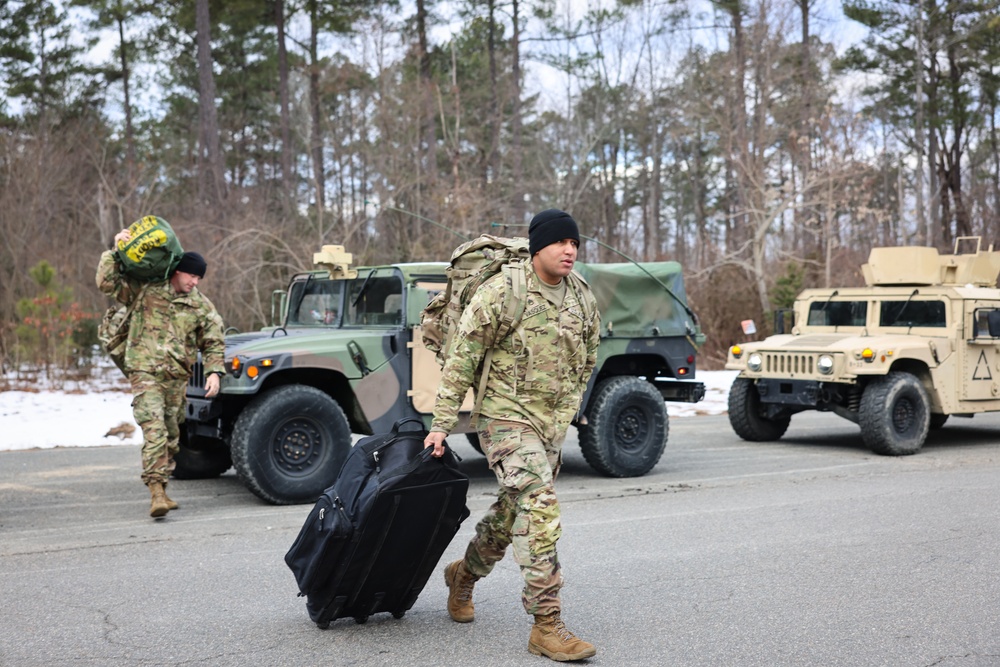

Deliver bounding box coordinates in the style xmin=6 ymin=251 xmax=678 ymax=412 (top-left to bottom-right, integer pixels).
xmin=230 ymin=356 xmax=242 ymax=378
xmin=247 ymin=365 xmax=259 ymax=379
xmin=747 ymin=353 xmax=763 ymax=372
xmin=861 ymin=348 xmax=875 ymax=362
xmin=818 ymin=355 xmax=834 ymax=375
xmin=731 ymin=344 xmax=743 ymax=359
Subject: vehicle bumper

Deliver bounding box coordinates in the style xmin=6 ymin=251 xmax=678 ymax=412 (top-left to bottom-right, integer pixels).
xmin=654 ymin=379 xmax=706 ymax=403
xmin=756 ymin=378 xmax=821 ymax=407
xmin=184 ymin=396 xmax=223 ymax=439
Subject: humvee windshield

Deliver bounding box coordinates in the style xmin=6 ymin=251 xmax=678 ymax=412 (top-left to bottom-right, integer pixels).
xmin=879 ymin=300 xmax=946 ymax=328
xmin=807 ymin=301 xmax=867 ymax=327
xmin=287 ymin=278 xmax=344 ymax=326
xmin=284 ymin=269 xmax=404 ymax=327
xmin=345 ymin=270 xmax=404 ymax=327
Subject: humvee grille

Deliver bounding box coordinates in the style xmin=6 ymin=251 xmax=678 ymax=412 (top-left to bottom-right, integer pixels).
xmin=764 ymin=353 xmax=815 ymax=375
xmin=189 ymin=359 xmax=205 ymax=392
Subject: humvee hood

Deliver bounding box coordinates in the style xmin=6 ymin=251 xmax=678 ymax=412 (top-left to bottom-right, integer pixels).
xmin=756 ymin=333 xmax=869 ymax=350
xmin=224 ymin=328 xmax=375 ymax=359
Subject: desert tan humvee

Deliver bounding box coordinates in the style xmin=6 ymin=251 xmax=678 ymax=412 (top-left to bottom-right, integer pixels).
xmin=725 ymin=237 xmax=1000 ymax=455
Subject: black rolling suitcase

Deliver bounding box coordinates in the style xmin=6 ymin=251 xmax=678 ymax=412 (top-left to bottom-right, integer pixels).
xmin=285 ymin=418 xmax=470 ymax=628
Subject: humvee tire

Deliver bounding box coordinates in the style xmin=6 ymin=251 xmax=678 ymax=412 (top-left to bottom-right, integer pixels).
xmin=728 ymin=377 xmax=791 ymax=442
xmin=579 ymin=376 xmax=667 ymax=478
xmin=173 ymin=432 xmax=232 ymax=479
xmin=859 ymin=372 xmax=929 ymax=456
xmin=231 ymin=384 xmax=352 ymax=504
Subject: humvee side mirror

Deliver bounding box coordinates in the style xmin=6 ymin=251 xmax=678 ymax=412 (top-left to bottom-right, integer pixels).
xmin=774 ymin=309 xmax=795 ymax=335
xmin=271 ymin=290 xmax=288 ymax=327
xmin=988 ymin=310 xmax=1000 ymax=337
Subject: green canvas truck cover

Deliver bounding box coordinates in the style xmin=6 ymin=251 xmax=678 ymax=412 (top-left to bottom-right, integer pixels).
xmin=575 ymin=261 xmax=690 ymax=337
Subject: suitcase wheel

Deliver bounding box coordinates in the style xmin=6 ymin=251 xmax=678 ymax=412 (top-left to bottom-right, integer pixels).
xmin=354 ymin=616 xmax=368 ymax=625
xmin=392 ymin=610 xmax=405 ymax=619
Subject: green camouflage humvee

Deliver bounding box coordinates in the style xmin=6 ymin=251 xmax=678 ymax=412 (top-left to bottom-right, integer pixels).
xmin=726 ymin=237 xmax=1000 ymax=456
xmin=179 ymin=245 xmax=706 ymax=504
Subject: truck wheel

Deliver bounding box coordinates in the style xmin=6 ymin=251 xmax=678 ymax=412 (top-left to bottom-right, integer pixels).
xmin=929 ymin=414 xmax=949 ymax=429
xmin=231 ymin=384 xmax=352 ymax=504
xmin=173 ymin=430 xmax=232 ymax=479
xmin=727 ymin=377 xmax=791 ymax=441
xmin=859 ymin=372 xmax=929 ymax=456
xmin=579 ymin=376 xmax=667 ymax=478
xmin=466 ymin=432 xmax=484 ymax=455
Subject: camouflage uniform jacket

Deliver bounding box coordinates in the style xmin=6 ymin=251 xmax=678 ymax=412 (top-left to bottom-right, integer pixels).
xmin=96 ymin=250 xmax=225 ymax=379
xmin=431 ymin=264 xmax=600 ymax=444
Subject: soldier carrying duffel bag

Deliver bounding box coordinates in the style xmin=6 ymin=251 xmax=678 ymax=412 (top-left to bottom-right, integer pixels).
xmin=95 ymin=216 xmax=226 ymax=519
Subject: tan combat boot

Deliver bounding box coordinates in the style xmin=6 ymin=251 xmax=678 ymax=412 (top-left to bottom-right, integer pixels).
xmin=161 ymin=482 xmax=179 ymax=510
xmin=443 ymin=559 xmax=477 ymax=622
xmin=148 ymin=482 xmax=170 ymax=518
xmin=528 ymin=613 xmax=597 ymax=662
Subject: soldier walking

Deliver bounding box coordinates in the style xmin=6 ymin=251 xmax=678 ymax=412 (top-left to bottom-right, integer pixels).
xmin=424 ymin=209 xmax=601 ymax=662
xmin=96 ymin=228 xmax=225 ymax=518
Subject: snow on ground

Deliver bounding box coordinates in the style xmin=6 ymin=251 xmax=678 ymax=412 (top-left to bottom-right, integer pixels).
xmin=0 ymin=367 xmax=739 ymax=453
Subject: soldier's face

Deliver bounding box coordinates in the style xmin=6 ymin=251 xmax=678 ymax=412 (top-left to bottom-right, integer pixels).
xmin=533 ymin=238 xmax=579 ymax=285
xmin=170 ymin=271 xmax=201 ymax=294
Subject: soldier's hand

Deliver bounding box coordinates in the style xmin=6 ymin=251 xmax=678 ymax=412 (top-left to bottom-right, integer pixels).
xmin=204 ymin=373 xmax=220 ymax=398
xmin=423 ymin=431 xmax=447 ymax=458
xmin=113 ymin=229 xmax=131 ymax=245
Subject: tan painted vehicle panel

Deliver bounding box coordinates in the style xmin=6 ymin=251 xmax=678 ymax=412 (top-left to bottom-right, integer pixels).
xmin=725 ymin=237 xmax=1000 ymax=456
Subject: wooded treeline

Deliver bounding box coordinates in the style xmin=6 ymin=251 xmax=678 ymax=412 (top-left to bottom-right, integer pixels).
xmin=1 ymin=0 xmax=999 ymax=371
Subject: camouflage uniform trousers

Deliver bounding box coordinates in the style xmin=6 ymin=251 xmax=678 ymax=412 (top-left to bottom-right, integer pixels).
xmin=129 ymin=372 xmax=187 ymax=486
xmin=464 ymin=420 xmax=564 ymax=616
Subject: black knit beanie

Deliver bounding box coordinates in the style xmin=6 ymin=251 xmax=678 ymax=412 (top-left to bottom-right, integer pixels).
xmin=528 ymin=209 xmax=580 ymax=256
xmin=173 ymin=251 xmax=207 ymax=278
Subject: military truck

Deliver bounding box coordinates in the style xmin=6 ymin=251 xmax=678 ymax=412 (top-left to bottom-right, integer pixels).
xmin=726 ymin=237 xmax=1000 ymax=456
xmin=178 ymin=245 xmax=706 ymax=504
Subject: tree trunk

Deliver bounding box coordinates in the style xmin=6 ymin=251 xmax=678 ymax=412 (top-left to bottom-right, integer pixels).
xmin=510 ymin=0 xmax=524 ymax=223
xmin=927 ymin=17 xmax=941 ymax=245
xmin=195 ymin=0 xmax=225 ymax=205
xmin=945 ymin=40 xmax=970 ymax=238
xmin=486 ymin=0 xmax=500 ymax=205
xmin=991 ymin=97 xmax=1000 ymax=235
xmin=730 ymin=2 xmax=748 ymax=248
xmin=308 ymin=0 xmax=325 ymax=225
xmin=416 ymin=0 xmax=437 ymax=212
xmin=117 ymin=15 xmax=135 ymax=175
xmin=796 ymin=0 xmax=815 ymax=252
xmin=276 ymin=0 xmax=293 ymax=202
xmin=913 ymin=0 xmax=927 ymax=244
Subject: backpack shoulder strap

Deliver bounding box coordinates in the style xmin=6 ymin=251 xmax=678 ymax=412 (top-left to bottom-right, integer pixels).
xmin=566 ymin=270 xmax=594 ymax=324
xmin=495 ymin=261 xmax=528 ymax=341
xmin=125 ymin=283 xmax=148 ymax=316
xmin=471 ymin=261 xmax=529 ymax=421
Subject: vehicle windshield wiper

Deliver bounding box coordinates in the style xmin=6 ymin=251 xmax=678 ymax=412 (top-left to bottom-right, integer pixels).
xmin=352 ymin=270 xmax=376 ymax=308
xmin=887 ymin=289 xmax=919 ymax=326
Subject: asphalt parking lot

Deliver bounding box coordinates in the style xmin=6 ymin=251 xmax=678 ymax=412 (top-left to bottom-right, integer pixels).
xmin=3 ymin=411 xmax=1000 ymax=667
